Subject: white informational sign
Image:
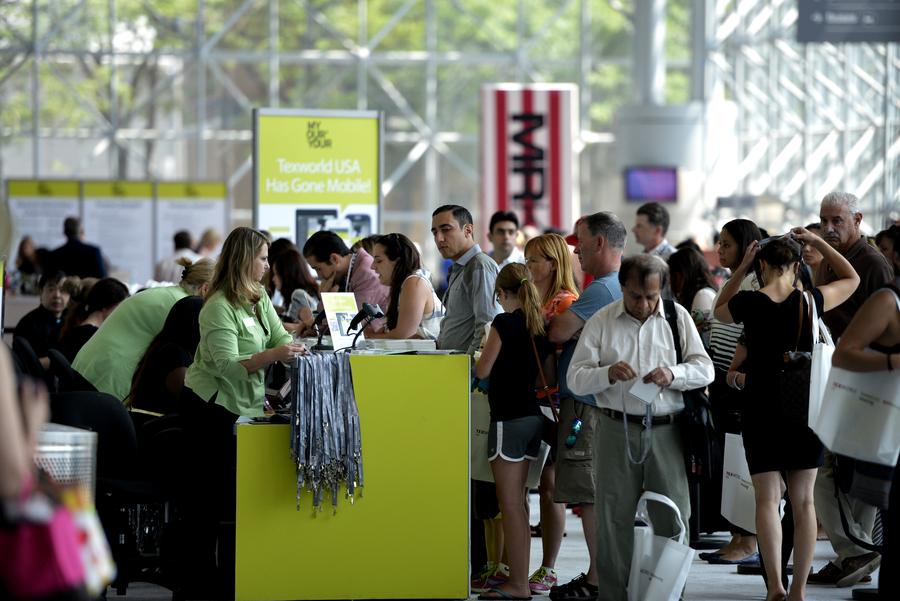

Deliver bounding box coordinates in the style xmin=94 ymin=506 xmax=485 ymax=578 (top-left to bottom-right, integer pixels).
xmin=254 ymin=109 xmax=381 ymax=250
xmin=321 ymin=292 xmax=362 ymax=351
xmin=5 ymin=180 xmax=80 ymax=266
xmin=155 ymin=182 xmax=228 ymax=263
xmin=82 ymin=181 xmax=154 ymax=284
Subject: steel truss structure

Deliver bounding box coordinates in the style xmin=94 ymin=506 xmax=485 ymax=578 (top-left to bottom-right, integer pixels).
xmin=709 ymin=0 xmax=898 ymax=228
xmin=0 ymin=0 xmax=895 ymax=246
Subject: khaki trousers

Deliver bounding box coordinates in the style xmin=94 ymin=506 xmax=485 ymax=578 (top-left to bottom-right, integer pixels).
xmin=593 ymin=412 xmax=691 ymax=601
xmin=814 ymin=450 xmax=877 ymax=562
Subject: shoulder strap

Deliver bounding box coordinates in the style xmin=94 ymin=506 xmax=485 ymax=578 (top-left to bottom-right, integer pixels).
xmin=662 ymin=299 xmax=683 ymax=364
xmin=530 ymin=336 xmax=559 ymax=422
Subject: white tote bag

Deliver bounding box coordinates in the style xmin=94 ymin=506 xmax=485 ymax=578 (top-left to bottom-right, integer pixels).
xmin=720 ymin=433 xmax=758 ymax=534
xmin=807 ymin=293 xmax=835 ymax=428
xmin=627 ymin=491 xmax=695 ymax=601
xmin=470 ymin=390 xmax=550 ymax=487
xmin=813 ymin=365 xmax=900 ymax=466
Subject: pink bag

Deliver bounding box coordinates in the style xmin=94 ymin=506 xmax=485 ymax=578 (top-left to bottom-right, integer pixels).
xmin=0 ymin=473 xmax=86 ymax=599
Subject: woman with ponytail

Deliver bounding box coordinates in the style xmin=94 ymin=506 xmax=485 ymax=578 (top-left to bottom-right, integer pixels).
xmin=474 ymin=262 xmax=552 ymax=601
xmin=57 ymin=277 xmax=130 ymax=362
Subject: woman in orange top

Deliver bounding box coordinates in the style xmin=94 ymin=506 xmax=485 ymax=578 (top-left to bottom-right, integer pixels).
xmin=521 ymin=233 xmax=579 ymax=594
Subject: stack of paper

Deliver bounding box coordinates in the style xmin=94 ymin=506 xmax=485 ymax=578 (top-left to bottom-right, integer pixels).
xmin=364 ymin=339 xmax=438 ymax=352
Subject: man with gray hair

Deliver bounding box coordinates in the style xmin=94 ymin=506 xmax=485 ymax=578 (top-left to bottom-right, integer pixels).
xmin=546 ymin=212 xmax=625 ymax=600
xmin=809 ymin=191 xmax=894 ymax=587
xmin=567 ymin=254 xmax=713 ymax=601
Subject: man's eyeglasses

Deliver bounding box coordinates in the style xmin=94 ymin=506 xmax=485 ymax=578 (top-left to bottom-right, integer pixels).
xmin=564 ymin=418 xmax=583 ymax=449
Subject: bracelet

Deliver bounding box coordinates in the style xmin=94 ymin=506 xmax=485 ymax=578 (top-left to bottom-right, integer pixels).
xmin=889 ymin=353 xmax=894 ymax=372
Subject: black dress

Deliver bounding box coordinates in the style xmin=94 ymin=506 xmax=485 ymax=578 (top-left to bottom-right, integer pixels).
xmin=728 ymin=288 xmax=825 ymax=474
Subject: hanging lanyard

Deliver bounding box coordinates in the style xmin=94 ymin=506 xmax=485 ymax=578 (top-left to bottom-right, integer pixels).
xmin=344 ymin=252 xmax=357 ymax=292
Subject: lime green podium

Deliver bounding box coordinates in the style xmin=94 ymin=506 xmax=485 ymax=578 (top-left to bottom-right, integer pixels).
xmin=235 ymin=354 xmax=470 ymax=600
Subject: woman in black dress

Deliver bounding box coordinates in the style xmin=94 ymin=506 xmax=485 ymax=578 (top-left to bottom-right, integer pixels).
xmin=714 ymin=230 xmax=859 ymax=601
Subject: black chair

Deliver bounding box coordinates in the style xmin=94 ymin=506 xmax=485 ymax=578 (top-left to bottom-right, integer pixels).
xmin=46 ymin=348 xmax=97 ymax=393
xmin=50 ymin=391 xmax=185 ymax=598
xmin=11 ymin=336 xmax=53 ymax=390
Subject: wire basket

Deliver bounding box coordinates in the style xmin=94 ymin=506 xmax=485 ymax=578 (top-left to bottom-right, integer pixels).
xmin=34 ymin=423 xmax=98 ymax=500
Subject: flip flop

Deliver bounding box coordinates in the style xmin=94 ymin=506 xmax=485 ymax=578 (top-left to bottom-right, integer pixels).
xmin=477 ymin=588 xmax=533 ymax=601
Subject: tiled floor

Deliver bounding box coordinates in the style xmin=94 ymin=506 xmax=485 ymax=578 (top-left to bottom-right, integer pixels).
xmin=108 ymin=493 xmax=879 ymax=600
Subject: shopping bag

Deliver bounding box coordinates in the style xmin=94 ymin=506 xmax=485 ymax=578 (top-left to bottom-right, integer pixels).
xmin=720 ymin=433 xmax=758 ymax=534
xmin=0 ymin=474 xmax=86 ymax=600
xmin=807 ymin=295 xmax=834 ymax=428
xmin=813 ymin=365 xmax=900 ymax=466
xmin=627 ymin=491 xmax=695 ymax=601
xmin=470 ymin=391 xmax=550 ymax=488
xmin=61 ymin=485 xmax=116 ymax=596
xmin=471 ymin=390 xmax=494 ymax=482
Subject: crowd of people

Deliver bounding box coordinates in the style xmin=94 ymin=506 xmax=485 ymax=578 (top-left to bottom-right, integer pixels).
xmin=2 ymin=194 xmax=899 ymax=601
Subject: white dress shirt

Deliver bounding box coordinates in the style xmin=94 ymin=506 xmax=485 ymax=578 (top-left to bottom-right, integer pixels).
xmin=567 ymin=298 xmax=714 ymax=416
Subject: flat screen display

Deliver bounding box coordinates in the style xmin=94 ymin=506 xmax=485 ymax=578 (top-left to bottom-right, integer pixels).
xmin=624 ymin=167 xmax=678 ymax=202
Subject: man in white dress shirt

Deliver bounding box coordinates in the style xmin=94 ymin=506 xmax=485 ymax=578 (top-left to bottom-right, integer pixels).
xmin=567 ymin=254 xmax=714 ymax=601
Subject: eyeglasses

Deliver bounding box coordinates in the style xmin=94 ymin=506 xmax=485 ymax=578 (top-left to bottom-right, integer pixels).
xmin=564 ymin=418 xmax=583 ymax=449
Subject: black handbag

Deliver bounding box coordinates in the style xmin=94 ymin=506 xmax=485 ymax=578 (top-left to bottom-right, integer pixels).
xmin=777 ymin=291 xmax=813 ymax=423
xmin=662 ymin=300 xmax=718 ymax=481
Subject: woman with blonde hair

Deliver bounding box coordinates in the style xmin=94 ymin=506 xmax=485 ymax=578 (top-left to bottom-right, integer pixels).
xmin=475 ymin=263 xmax=552 ymax=601
xmin=72 ymin=256 xmax=215 ymax=399
xmin=521 ymin=232 xmax=579 ymax=593
xmin=181 ymin=227 xmax=306 ymax=593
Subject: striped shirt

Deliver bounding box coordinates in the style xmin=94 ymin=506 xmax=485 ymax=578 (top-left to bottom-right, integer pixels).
xmin=708 ymin=273 xmax=758 ymax=371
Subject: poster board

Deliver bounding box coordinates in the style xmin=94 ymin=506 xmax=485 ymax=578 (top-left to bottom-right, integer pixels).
xmin=320 ymin=292 xmax=362 ymax=350
xmin=155 ymin=182 xmax=228 ymax=262
xmin=82 ymin=181 xmax=154 ymax=284
xmin=5 ymin=179 xmax=81 ymax=267
xmin=480 ymin=84 xmax=578 ymax=231
xmin=253 ymin=109 xmax=382 ymax=250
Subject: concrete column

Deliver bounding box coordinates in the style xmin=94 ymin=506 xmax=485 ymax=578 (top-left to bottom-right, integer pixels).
xmin=633 ymin=0 xmax=666 ymax=106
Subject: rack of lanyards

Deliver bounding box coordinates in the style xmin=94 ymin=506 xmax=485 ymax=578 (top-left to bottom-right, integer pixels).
xmin=289 ymin=351 xmax=364 ymax=514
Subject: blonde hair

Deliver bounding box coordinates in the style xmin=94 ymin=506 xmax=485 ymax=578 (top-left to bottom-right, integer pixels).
xmin=197 ymin=228 xmax=222 ymax=253
xmin=495 ymin=263 xmax=545 ymax=336
xmin=208 ymin=227 xmax=268 ymax=306
xmin=177 ymin=257 xmax=215 ymax=295
xmin=524 ymin=233 xmax=579 ymax=307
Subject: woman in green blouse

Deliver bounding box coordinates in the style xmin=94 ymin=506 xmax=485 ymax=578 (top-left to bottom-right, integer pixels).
xmin=181 ymin=226 xmax=307 ymax=594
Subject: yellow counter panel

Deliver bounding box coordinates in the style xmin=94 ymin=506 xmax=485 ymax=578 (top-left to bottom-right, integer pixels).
xmin=235 ymin=354 xmax=470 ymax=600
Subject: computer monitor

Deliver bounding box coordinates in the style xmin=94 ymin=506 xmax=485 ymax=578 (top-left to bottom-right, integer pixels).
xmin=624 ymin=167 xmax=678 ymax=202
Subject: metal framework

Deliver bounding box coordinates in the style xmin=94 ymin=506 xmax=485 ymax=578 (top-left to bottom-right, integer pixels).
xmin=709 ymin=0 xmax=899 ymax=228
xmin=1 ymin=0 xmax=895 ymax=250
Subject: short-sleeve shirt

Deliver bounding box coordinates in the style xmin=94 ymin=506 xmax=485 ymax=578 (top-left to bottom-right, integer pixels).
xmin=184 ymin=289 xmax=293 ymax=417
xmin=487 ymin=310 xmax=550 ymax=422
xmin=728 ymin=288 xmax=824 ymax=392
xmin=73 ymin=285 xmax=188 ymax=399
xmin=58 ymin=324 xmax=99 ymax=363
xmin=131 ymin=342 xmax=193 ymax=415
xmin=557 ymin=273 xmax=623 ymax=406
xmin=817 ymin=236 xmax=893 ymax=339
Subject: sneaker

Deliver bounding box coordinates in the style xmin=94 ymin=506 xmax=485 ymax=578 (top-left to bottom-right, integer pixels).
xmin=837 ymin=552 xmax=881 ymax=588
xmin=548 ymin=573 xmax=598 ymax=601
xmin=529 ymin=566 xmax=558 ymax=595
xmin=472 ymin=563 xmax=509 ymax=593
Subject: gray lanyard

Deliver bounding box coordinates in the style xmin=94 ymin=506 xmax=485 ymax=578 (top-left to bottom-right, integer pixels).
xmin=291 ymin=352 xmax=364 ymax=513
xmin=621 ymin=386 xmax=653 ymax=465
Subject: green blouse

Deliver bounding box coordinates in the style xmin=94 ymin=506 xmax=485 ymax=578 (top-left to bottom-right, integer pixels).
xmin=184 ymin=288 xmax=292 ymax=417
xmin=73 ymin=285 xmax=188 ymax=400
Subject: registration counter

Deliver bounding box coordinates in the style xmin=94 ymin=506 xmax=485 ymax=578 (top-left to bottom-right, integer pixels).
xmin=235 ymin=353 xmax=470 ymax=600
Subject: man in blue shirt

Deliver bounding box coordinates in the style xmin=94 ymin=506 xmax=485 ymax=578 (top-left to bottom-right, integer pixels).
xmin=547 ymin=212 xmax=625 ymax=601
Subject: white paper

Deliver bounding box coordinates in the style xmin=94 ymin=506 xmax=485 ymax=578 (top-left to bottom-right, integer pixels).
xmin=628 ymin=378 xmax=661 ymax=405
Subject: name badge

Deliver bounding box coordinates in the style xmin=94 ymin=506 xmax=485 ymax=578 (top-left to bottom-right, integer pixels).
xmin=243 ymin=316 xmax=256 ymax=328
